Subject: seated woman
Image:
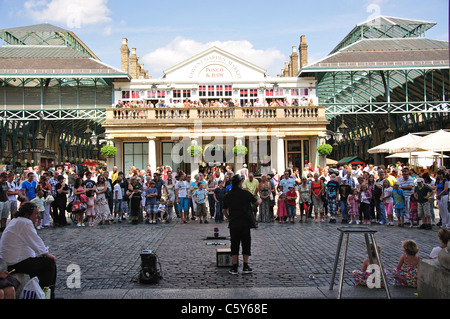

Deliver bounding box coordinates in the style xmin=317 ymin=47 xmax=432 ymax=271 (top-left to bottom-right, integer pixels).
xmin=0 ymin=202 xmax=57 ymax=299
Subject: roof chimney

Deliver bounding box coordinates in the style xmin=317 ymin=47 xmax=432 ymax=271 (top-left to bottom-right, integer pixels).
xmin=299 ymin=35 xmax=308 ymax=68
xmin=290 ymin=45 xmax=299 ymax=76
xmin=120 ymin=37 xmax=130 ymax=74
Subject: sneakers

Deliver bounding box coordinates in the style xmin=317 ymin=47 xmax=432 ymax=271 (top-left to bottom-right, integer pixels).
xmin=229 ymin=264 xmax=253 ymax=275
xmin=229 ymin=267 xmax=238 ymax=275
xmin=242 ymin=264 xmax=253 ymax=274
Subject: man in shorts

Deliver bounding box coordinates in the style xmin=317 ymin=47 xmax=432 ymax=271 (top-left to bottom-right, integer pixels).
xmin=414 ymin=178 xmax=433 ymax=230
xmin=223 ymin=175 xmax=261 ymax=275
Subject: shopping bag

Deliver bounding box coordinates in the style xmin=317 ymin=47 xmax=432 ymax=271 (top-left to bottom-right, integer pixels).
xmin=20 ymin=276 xmax=46 ymax=299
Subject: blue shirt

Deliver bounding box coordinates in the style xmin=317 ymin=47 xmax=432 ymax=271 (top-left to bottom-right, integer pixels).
xmin=145 ymin=187 xmax=158 ymax=205
xmin=21 ymin=180 xmax=38 ymax=200
xmin=392 ymin=188 xmax=405 ymax=209
xmin=193 ymin=189 xmax=207 ymax=204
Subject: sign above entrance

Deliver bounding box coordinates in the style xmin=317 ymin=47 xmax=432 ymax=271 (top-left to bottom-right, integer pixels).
xmin=198 ymin=64 xmax=234 ymax=81
xmin=189 ymin=55 xmax=242 ymax=80
xmin=163 ymin=47 xmax=266 ymax=81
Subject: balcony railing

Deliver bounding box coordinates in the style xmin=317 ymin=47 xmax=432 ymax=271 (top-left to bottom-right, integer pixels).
xmin=106 ymin=105 xmax=326 ymax=125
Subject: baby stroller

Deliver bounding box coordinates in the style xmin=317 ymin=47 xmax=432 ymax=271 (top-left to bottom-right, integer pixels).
xmin=67 ymin=195 xmax=87 ymax=224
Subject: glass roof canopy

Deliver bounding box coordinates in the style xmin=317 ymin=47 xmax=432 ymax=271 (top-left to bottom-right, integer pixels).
xmin=299 ymin=16 xmax=449 ymax=138
xmin=0 ymin=23 xmax=99 ymax=60
xmin=329 ymin=16 xmax=437 ymax=55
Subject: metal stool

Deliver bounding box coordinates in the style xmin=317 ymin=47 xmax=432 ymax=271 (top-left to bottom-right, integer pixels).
xmin=329 ymin=226 xmax=391 ymax=299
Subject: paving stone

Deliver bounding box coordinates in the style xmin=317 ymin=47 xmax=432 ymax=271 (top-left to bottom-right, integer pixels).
xmin=33 ymin=215 xmax=440 ymax=298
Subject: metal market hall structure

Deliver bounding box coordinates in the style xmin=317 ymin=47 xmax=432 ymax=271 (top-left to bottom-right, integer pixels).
xmin=299 ymin=16 xmax=449 ymax=166
xmin=0 ymin=23 xmax=129 ymax=167
xmin=0 ymin=15 xmax=448 ymax=171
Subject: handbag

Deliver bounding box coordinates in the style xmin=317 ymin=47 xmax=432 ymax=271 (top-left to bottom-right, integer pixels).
xmin=167 ymin=200 xmax=174 ymax=207
xmin=45 ymin=195 xmax=54 ymax=204
xmin=20 ymin=276 xmax=46 ymax=299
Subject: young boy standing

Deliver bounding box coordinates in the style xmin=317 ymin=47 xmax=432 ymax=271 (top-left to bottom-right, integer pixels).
xmin=286 ymin=185 xmax=297 ymax=224
xmin=193 ymin=182 xmax=208 ymax=224
xmin=326 ymin=174 xmax=340 ymax=223
xmin=392 ymin=182 xmax=406 ymax=227
xmin=145 ymin=181 xmax=158 ymax=224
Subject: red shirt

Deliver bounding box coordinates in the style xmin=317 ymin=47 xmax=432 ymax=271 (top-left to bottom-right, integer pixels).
xmin=286 ymin=190 xmax=297 ymax=205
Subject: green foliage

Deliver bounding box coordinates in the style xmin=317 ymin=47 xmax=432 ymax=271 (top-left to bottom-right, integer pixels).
xmin=233 ymin=145 xmax=248 ymax=156
xmin=100 ymin=145 xmax=117 ymax=157
xmin=317 ymin=144 xmax=333 ymax=156
xmin=187 ymin=145 xmax=203 ymax=157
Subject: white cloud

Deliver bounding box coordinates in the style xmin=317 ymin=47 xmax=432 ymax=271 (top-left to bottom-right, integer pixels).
xmin=141 ymin=36 xmax=286 ymax=78
xmin=24 ymin=0 xmax=111 ymax=28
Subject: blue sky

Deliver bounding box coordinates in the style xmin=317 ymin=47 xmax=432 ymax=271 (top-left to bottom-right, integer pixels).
xmin=1 ymin=0 xmax=448 ymax=77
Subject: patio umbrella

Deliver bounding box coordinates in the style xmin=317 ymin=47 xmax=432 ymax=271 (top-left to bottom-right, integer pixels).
xmin=402 ymin=130 xmax=450 ymax=162
xmin=367 ymin=133 xmax=423 ymax=154
xmin=386 ymin=151 xmax=449 ymax=159
xmin=82 ymin=160 xmax=98 ymax=166
xmin=386 ymin=151 xmax=448 ymax=168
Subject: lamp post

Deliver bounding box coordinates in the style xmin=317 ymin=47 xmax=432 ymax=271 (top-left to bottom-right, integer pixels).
xmin=35 ymin=131 xmax=45 ymax=168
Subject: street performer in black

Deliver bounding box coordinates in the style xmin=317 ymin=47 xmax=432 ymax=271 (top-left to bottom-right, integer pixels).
xmin=223 ymin=174 xmax=261 ymax=275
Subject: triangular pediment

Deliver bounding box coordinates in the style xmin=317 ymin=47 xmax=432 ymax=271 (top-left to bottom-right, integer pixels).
xmin=163 ymin=46 xmax=267 ymax=81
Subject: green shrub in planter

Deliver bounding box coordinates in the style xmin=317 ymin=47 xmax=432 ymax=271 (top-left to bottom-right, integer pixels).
xmin=233 ymin=145 xmax=248 ymax=156
xmin=317 ymin=144 xmax=333 ymax=156
xmin=187 ymin=145 xmax=203 ymax=157
xmin=100 ymin=145 xmax=117 ymax=157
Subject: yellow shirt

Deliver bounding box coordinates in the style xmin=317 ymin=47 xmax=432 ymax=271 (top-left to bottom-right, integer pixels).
xmin=386 ymin=175 xmax=397 ymax=186
xmin=111 ymin=171 xmax=118 ymax=183
xmin=242 ymin=178 xmax=259 ymax=196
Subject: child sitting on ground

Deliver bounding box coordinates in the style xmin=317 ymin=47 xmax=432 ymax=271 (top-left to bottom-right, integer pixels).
xmin=392 ymin=240 xmax=420 ymax=288
xmin=352 ymin=244 xmax=385 ymax=287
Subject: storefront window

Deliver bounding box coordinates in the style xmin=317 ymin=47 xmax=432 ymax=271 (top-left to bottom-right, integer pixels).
xmin=286 ymin=140 xmax=309 ymax=170
xmin=123 ymin=142 xmax=148 ymax=172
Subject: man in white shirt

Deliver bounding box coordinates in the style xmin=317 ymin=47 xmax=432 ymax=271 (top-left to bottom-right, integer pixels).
xmin=175 ymin=174 xmax=189 ymax=223
xmin=0 ymin=201 xmax=56 ymax=298
xmin=398 ymin=167 xmax=415 ymax=222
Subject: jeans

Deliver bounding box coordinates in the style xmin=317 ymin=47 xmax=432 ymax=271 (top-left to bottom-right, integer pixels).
xmin=339 ymin=200 xmax=348 ymax=220
xmin=208 ymin=193 xmax=216 ymax=218
xmin=377 ymin=200 xmax=387 ymax=224
xmin=215 ymin=201 xmax=223 ymax=222
xmin=287 ymin=204 xmax=296 ymax=217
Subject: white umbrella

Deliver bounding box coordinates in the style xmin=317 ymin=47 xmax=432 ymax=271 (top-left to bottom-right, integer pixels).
xmin=403 ymin=130 xmax=450 ymax=162
xmin=386 ymin=151 xmax=449 ymax=158
xmin=367 ymin=133 xmax=422 ymax=154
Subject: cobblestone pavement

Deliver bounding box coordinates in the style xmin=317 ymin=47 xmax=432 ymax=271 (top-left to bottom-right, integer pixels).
xmin=34 ymin=213 xmax=440 ymax=299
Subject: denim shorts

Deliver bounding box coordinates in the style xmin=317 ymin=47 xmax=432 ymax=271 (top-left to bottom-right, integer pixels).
xmin=178 ymin=197 xmax=189 ymax=212
xmin=287 ymin=204 xmax=296 ymax=217
xmin=395 ymin=207 xmax=406 ymax=218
